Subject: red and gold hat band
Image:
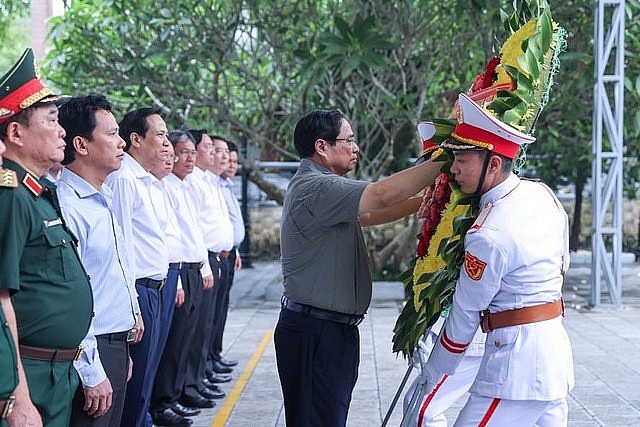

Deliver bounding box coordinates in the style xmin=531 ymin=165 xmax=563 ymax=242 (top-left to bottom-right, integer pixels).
xmin=451 ymin=123 xmax=520 ymax=159
xmin=0 ymin=78 xmax=51 ymax=124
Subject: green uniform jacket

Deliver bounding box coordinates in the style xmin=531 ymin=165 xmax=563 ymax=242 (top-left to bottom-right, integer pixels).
xmin=0 ymin=159 xmax=93 ymax=350
xmin=0 ymin=308 xmax=18 ymax=399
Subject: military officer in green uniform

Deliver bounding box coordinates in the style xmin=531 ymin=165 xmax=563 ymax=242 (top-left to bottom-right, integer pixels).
xmin=0 ymin=49 xmax=93 ymax=427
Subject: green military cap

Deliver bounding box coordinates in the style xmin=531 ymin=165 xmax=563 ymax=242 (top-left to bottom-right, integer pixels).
xmin=0 ymin=48 xmax=67 ymax=125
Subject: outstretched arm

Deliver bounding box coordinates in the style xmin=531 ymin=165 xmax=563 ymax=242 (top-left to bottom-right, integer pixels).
xmin=359 ymin=196 xmax=422 ymax=227
xmin=359 ymin=159 xmax=441 ymax=222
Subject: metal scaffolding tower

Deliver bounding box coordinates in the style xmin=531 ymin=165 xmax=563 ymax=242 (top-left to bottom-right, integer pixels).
xmin=591 ymin=0 xmax=625 ymax=306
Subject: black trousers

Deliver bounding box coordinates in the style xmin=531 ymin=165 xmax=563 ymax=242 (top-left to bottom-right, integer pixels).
xmin=274 ymin=308 xmax=360 ymax=427
xmin=182 ymin=252 xmax=220 ymax=398
xmin=151 ymin=267 xmax=203 ymax=411
xmin=70 ymin=333 xmax=130 ymax=426
xmin=209 ymin=254 xmax=231 ymax=362
xmin=227 ymin=249 xmax=237 ymax=288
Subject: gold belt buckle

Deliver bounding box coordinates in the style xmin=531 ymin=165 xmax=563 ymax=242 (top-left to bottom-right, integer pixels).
xmin=73 ymin=345 xmax=84 ymax=361
xmin=1 ymin=395 xmax=15 ymax=419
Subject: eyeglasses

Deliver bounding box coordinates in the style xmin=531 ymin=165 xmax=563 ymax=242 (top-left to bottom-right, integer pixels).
xmin=214 ymin=148 xmax=230 ymax=154
xmin=178 ymin=149 xmax=198 ymax=158
xmin=327 ymin=138 xmax=358 ymax=148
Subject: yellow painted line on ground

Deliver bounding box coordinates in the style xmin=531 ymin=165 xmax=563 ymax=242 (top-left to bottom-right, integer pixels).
xmin=211 ymin=329 xmax=275 ymax=427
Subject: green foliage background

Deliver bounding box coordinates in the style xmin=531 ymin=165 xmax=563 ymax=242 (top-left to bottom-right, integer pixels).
xmin=1 ymin=0 xmax=640 ymax=251
xmin=0 ymin=1 xmax=29 ymax=72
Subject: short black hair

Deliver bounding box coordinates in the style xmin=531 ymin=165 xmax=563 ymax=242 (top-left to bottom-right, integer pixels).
xmin=168 ymin=130 xmax=195 ymax=147
xmin=227 ymin=140 xmax=238 ymax=153
xmin=187 ymin=128 xmax=208 ymax=146
xmin=293 ymin=109 xmax=344 ymax=158
xmin=209 ymin=134 xmax=231 ymax=145
xmin=209 ymin=135 xmax=238 ymax=153
xmin=59 ymin=95 xmax=113 ymax=165
xmin=498 ymin=153 xmax=513 ymax=173
xmin=119 ymin=107 xmax=162 ymax=152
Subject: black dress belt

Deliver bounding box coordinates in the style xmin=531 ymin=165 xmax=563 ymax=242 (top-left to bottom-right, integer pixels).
xmin=169 ymin=262 xmax=204 ymax=270
xmin=136 ymin=277 xmax=166 ymax=291
xmin=209 ymin=250 xmax=230 ymax=259
xmin=281 ymin=297 xmax=364 ymax=326
xmin=96 ymin=330 xmax=136 ymax=343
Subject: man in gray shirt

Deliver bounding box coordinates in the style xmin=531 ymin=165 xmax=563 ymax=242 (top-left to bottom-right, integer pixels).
xmin=275 ymin=109 xmax=442 ymax=426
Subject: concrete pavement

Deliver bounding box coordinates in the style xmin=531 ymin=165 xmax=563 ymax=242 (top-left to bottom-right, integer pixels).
xmin=183 ymin=259 xmax=640 ymax=426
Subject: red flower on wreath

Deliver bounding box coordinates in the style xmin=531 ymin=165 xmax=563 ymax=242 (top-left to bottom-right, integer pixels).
xmin=416 ymin=173 xmax=452 ymax=258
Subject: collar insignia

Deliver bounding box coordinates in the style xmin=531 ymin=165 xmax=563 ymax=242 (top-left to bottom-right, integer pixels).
xmin=22 ymin=173 xmax=43 ymax=196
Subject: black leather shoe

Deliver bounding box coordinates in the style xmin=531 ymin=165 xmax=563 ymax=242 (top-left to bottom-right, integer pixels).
xmin=171 ymin=402 xmax=201 ymax=417
xmin=218 ymin=356 xmax=238 ymax=367
xmin=206 ymin=371 xmax=232 ymax=383
xmin=198 ymin=386 xmax=225 ymax=400
xmin=179 ymin=394 xmax=216 ymax=409
xmin=204 ymin=382 xmax=225 ymax=394
xmin=211 ymin=360 xmax=233 ymax=374
xmin=203 ymin=378 xmax=227 ymax=390
xmin=152 ymin=408 xmax=193 ymax=426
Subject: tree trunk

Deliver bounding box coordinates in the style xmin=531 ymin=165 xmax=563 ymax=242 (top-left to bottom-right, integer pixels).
xmin=570 ymin=179 xmax=584 ymax=251
xmin=244 ymin=165 xmax=286 ymax=205
xmin=365 ymin=216 xmax=419 ymax=276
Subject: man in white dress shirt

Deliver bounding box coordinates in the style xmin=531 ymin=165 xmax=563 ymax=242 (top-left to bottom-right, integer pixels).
xmin=184 ymin=129 xmax=235 ymax=399
xmin=57 ymin=95 xmax=142 ymax=426
xmin=209 ymin=136 xmax=245 ymax=371
xmin=421 ymin=93 xmax=574 ymax=425
xmin=151 ymin=131 xmax=221 ymax=425
xmin=104 ymin=107 xmax=171 ymax=427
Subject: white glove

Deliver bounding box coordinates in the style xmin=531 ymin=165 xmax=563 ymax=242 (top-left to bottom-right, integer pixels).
xmin=410 ymin=334 xmax=433 ymax=368
xmin=418 ymin=340 xmax=441 ymax=386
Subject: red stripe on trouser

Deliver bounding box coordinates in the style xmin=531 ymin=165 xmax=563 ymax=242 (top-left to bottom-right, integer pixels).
xmin=478 ymin=398 xmax=501 ymax=427
xmin=417 ymin=374 xmax=448 ymax=426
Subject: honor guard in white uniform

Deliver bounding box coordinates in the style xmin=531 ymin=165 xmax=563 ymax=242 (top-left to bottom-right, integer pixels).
xmin=422 ymin=93 xmax=574 ymax=426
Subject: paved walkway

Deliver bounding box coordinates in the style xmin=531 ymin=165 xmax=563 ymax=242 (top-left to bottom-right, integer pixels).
xmin=184 ymin=259 xmax=640 ymax=426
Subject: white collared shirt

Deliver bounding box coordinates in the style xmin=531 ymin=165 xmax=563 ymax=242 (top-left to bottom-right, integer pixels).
xmin=164 ymin=173 xmax=212 ymax=277
xmin=149 ymin=174 xmax=181 ymax=264
xmin=105 ymin=153 xmax=169 ymax=280
xmin=220 ymin=176 xmax=246 ymax=247
xmin=187 ymin=167 xmax=234 ymax=252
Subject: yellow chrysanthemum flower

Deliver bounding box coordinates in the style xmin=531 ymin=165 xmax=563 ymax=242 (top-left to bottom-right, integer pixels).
xmin=501 ymin=18 xmax=538 ymax=76
xmin=412 ymin=201 xmax=468 ymax=311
